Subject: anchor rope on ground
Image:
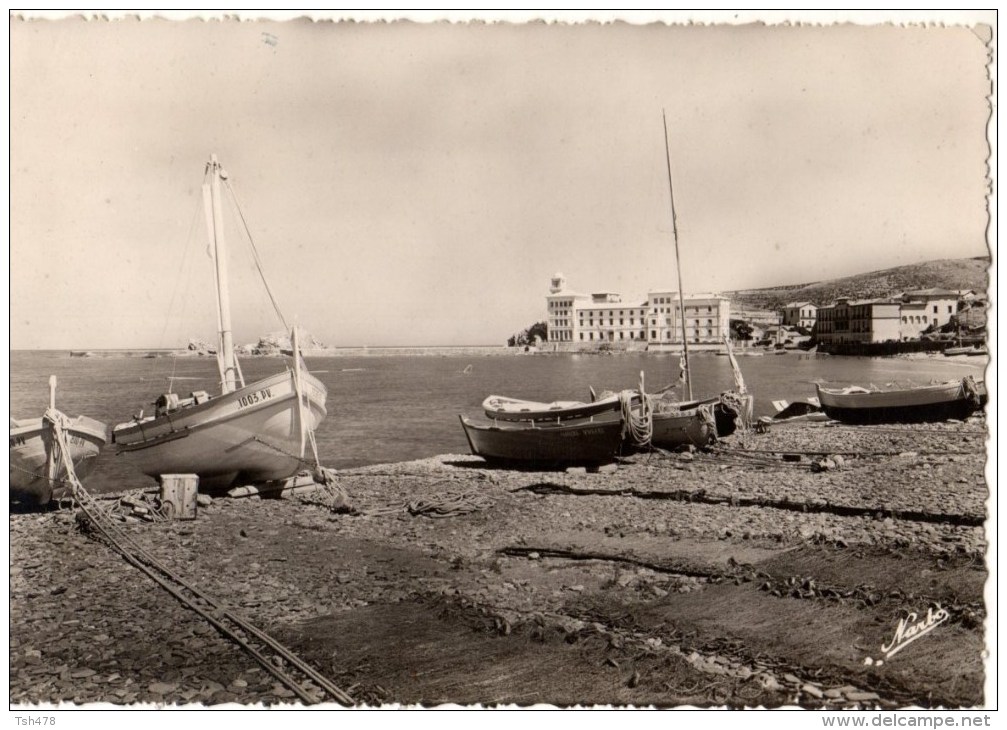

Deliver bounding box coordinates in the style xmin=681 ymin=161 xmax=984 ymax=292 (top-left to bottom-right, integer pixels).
xmin=44 ymin=408 xmax=354 ymax=706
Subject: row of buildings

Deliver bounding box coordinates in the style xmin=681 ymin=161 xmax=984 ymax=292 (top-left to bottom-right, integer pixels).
xmin=545 ymin=274 xmax=730 ymax=347
xmin=782 ymin=288 xmax=976 ymax=344
xmin=543 ymin=274 xmax=979 ymax=349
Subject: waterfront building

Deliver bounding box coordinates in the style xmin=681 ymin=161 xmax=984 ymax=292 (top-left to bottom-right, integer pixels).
xmin=899 ymin=289 xmax=961 ymax=330
xmin=781 ymin=302 xmax=817 ymax=330
xmin=898 ymin=300 xmax=932 ymax=340
xmin=545 ymin=275 xmax=730 ymax=347
xmin=545 ymin=273 xmax=590 ymax=344
xmin=816 ymin=298 xmax=902 ymax=345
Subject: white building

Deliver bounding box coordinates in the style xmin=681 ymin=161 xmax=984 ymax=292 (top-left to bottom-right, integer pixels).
xmin=781 ymin=302 xmax=818 ymax=330
xmin=899 ymin=300 xmax=933 ymax=340
xmin=900 ymin=289 xmax=961 ymax=330
xmin=545 ymin=275 xmax=731 ymax=347
xmin=816 ymin=298 xmax=902 ymax=345
xmin=545 ymin=273 xmax=590 ymax=344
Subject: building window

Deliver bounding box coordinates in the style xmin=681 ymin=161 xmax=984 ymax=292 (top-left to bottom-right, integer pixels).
xmin=948 ymin=306 xmax=953 ymax=314
xmin=580 ymin=333 xmax=584 ymax=341
xmin=640 ymin=331 xmax=646 ymax=339
xmin=932 ymin=305 xmax=938 ymax=314
xmin=589 ymin=333 xmax=594 ymax=341
xmin=651 ymin=331 xmax=657 ymax=339
xmin=619 ymin=332 xmax=624 ymax=340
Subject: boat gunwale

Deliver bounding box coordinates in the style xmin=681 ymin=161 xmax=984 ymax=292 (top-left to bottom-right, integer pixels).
xmin=459 ymin=414 xmax=626 ymax=434
xmin=112 ymin=368 xmax=327 ymax=440
xmin=481 ymin=392 xmax=639 ymax=422
xmin=9 ymin=416 xmax=109 ymax=445
xmin=814 ymin=380 xmax=974 ymax=411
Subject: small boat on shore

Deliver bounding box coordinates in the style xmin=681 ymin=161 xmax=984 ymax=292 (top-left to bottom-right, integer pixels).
xmin=944 ymin=344 xmax=988 ymax=357
xmin=482 ymin=391 xmax=640 ymax=423
xmin=459 ymin=415 xmax=624 ymax=467
xmin=761 ymin=398 xmax=829 ymax=425
xmin=648 ymin=398 xmax=719 ymax=448
xmin=10 ymin=377 xmax=108 ymax=507
xmin=815 ymin=376 xmax=985 ymax=425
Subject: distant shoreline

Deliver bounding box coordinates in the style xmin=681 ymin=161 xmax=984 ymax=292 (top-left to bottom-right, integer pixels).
xmin=58 ymin=346 xmax=522 ymax=359
xmin=14 ymin=345 xmax=987 ymax=361
xmin=57 ymin=344 xmax=742 ymax=358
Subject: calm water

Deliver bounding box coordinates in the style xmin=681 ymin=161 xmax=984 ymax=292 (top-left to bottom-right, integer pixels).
xmin=9 ymin=350 xmax=987 ymax=493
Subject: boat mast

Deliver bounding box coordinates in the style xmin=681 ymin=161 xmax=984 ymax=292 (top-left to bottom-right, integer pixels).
xmin=208 ymin=155 xmax=238 ymax=393
xmin=662 ymin=110 xmax=693 ymax=400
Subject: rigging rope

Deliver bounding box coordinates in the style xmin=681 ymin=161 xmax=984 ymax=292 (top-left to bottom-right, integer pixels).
xmin=152 ymin=170 xmax=211 ymax=387
xmin=222 ymin=179 xmax=289 ymax=331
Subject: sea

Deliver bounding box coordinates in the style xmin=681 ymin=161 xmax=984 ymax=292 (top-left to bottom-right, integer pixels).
xmin=9 ymin=349 xmax=989 ymax=494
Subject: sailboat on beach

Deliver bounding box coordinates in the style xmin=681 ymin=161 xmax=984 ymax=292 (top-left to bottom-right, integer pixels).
xmin=113 ymin=156 xmax=327 ymax=489
xmin=459 ymin=114 xmax=750 ymax=463
xmin=593 ymin=111 xmax=752 ymax=450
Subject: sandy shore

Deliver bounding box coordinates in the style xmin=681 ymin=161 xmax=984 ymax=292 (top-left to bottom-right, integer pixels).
xmin=10 ymin=418 xmax=990 ymax=708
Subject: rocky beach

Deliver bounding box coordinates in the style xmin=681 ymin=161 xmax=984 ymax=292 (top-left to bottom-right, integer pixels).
xmin=9 ymin=417 xmax=990 ymax=708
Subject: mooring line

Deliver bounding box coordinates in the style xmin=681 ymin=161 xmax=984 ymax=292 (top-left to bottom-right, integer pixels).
xmin=45 ymin=409 xmax=354 ymax=706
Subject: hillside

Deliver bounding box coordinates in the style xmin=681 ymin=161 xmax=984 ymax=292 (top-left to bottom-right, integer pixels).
xmin=726 ymin=256 xmax=990 ymax=312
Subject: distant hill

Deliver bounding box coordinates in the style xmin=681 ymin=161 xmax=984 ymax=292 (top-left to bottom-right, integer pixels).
xmin=727 ymin=256 xmax=990 ymax=312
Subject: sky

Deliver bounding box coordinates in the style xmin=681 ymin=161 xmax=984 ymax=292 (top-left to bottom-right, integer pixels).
xmin=8 ymin=11 xmax=995 ymax=349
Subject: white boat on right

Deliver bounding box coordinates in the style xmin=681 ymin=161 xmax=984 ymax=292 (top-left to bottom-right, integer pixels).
xmin=814 ymin=376 xmax=986 ymax=425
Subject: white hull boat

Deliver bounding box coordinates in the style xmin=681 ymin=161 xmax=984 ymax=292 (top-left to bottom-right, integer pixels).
xmin=10 ymin=416 xmax=107 ymax=506
xmin=114 ymin=369 xmax=326 ymax=488
xmin=10 ymin=377 xmax=108 ymax=506
xmin=113 ymin=156 xmax=328 ymax=489
xmin=482 ymin=392 xmax=640 ymax=422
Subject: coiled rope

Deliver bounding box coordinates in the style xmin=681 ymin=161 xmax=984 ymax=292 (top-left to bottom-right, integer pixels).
xmin=407 ymin=491 xmax=495 ymax=518
xmin=620 ymin=390 xmax=653 ymax=448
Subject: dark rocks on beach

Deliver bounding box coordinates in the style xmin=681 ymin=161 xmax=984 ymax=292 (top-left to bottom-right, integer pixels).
xmin=9 ymin=419 xmax=989 ymax=709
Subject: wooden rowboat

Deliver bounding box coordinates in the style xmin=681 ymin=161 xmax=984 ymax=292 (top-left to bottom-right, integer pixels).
xmin=944 ymin=345 xmax=988 ymax=357
xmin=10 ymin=377 xmax=108 ymax=507
xmin=815 ymin=377 xmax=985 ymax=425
xmin=481 ymin=392 xmax=640 ymax=423
xmin=10 ymin=416 xmax=107 ymax=507
xmin=458 ymin=415 xmax=624 ymax=467
xmin=649 ymin=403 xmax=717 ymax=449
